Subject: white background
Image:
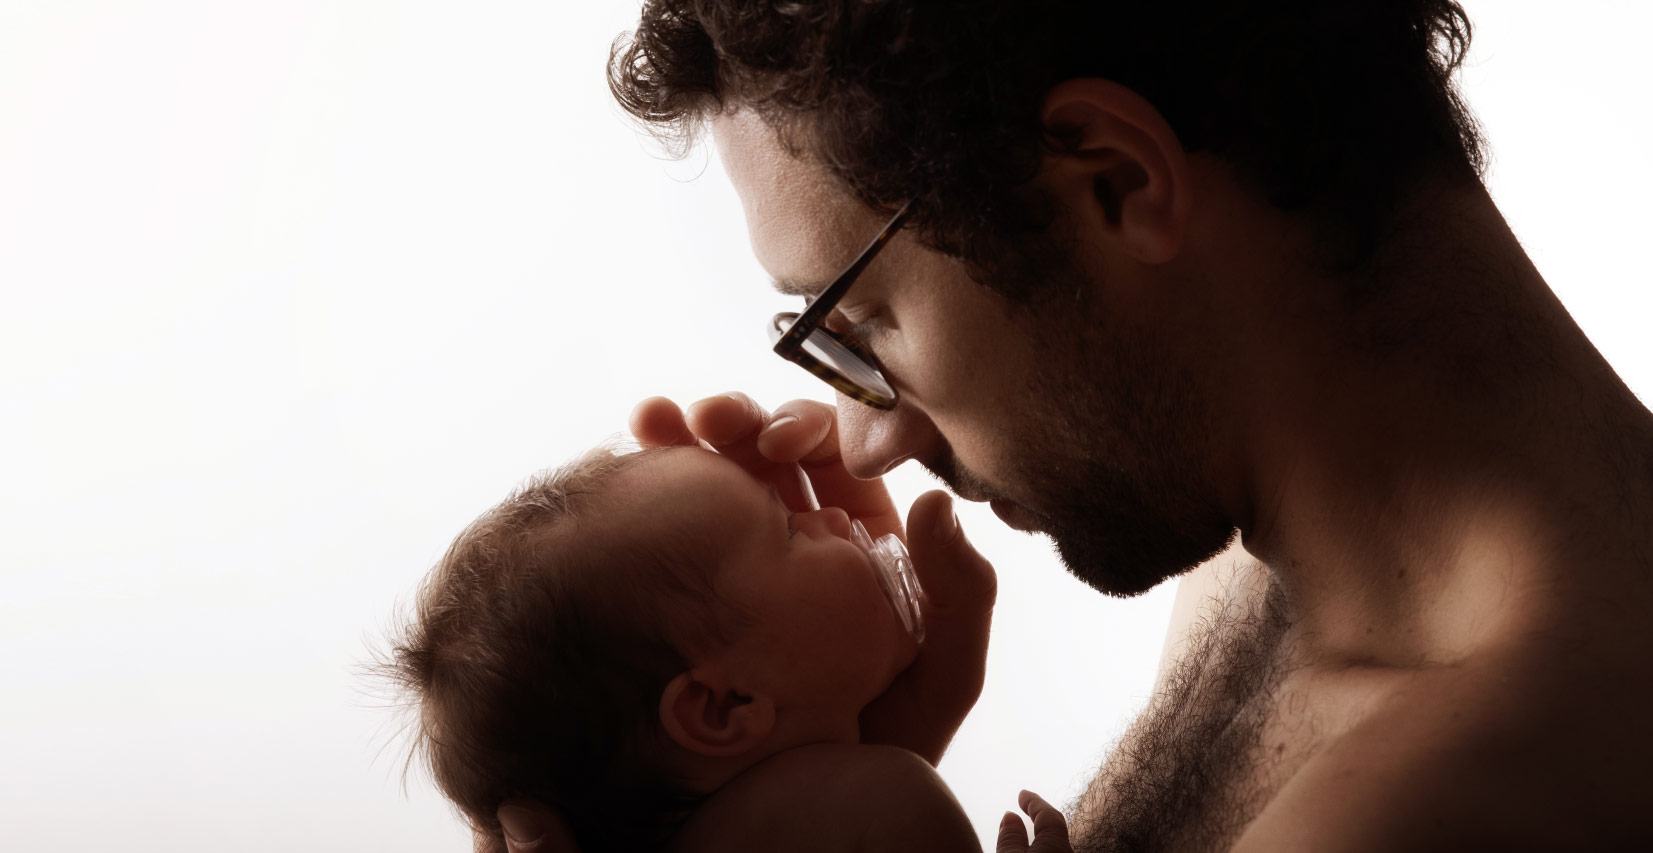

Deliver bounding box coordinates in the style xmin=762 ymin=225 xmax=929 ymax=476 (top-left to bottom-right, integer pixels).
xmin=2 ymin=2 xmax=1648 ymax=850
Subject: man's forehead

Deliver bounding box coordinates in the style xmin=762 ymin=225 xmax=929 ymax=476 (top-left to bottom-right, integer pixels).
xmin=712 ymin=110 xmax=876 ymax=291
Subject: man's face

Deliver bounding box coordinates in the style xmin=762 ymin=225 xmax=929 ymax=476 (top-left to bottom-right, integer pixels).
xmin=713 ymin=111 xmax=1236 ymax=596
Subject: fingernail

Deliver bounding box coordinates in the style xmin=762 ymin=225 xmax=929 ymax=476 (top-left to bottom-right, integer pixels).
xmin=1002 ymin=810 xmax=1021 ymax=828
xmin=498 ymin=804 xmax=545 ymax=845
xmin=761 ymin=415 xmax=799 ymax=435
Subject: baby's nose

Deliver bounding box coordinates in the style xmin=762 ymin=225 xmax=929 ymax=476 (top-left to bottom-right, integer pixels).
xmin=803 ymin=507 xmax=854 ymax=541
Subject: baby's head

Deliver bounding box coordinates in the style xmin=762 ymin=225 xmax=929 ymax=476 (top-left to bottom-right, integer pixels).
xmin=382 ymin=443 xmax=920 ymax=849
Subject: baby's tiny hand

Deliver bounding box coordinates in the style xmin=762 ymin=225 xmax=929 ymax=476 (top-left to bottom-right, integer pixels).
xmin=996 ymin=790 xmax=1073 ymax=853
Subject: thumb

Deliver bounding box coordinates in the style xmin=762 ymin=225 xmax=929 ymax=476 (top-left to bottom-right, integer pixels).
xmin=496 ymin=800 xmax=580 ymax=853
xmin=996 ymin=811 xmax=1030 ymax=853
xmin=905 ymin=491 xmax=997 ymax=613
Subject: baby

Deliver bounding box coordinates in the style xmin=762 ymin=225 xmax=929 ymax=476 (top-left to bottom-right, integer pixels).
xmin=382 ymin=438 xmax=1071 ymax=852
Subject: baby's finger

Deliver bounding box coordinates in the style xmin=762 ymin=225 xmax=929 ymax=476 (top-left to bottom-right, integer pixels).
xmin=1019 ymin=790 xmax=1073 ymax=853
xmin=686 ymin=393 xmax=817 ymax=511
xmin=628 ymin=397 xmax=703 ymax=449
xmin=996 ymin=811 xmax=1030 ymax=853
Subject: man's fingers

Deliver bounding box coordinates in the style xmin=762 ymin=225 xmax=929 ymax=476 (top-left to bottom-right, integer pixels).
xmin=632 ymin=394 xmax=813 ymax=509
xmin=1019 ymin=790 xmax=1073 ymax=853
xmin=495 ymin=799 xmax=579 ymax=853
xmin=633 ymin=394 xmax=896 ymax=531
xmin=855 ymin=490 xmax=996 ymax=764
xmin=905 ymin=491 xmax=997 ymax=612
xmin=996 ymin=811 xmax=1030 ymax=853
xmin=628 ymin=397 xmax=702 ymax=449
xmin=754 ymin=400 xmax=835 ymax=463
xmin=685 ymin=393 xmax=817 ymax=510
xmin=760 ymin=400 xmax=902 ymax=537
xmin=684 ymin=392 xmax=768 ymax=447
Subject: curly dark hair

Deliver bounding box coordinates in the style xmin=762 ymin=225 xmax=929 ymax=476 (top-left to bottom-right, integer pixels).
xmin=610 ymin=0 xmax=1486 ymax=286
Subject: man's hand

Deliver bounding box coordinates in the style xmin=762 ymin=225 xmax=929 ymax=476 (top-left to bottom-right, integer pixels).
xmin=630 ymin=392 xmax=902 ymax=535
xmin=997 ymin=790 xmax=1074 ymax=853
xmin=630 ymin=394 xmax=997 ymax=765
xmin=470 ymin=799 xmax=580 ymax=853
xmin=857 ymin=486 xmax=996 ymax=765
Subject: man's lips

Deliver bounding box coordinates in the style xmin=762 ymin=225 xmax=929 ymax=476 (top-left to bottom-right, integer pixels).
xmin=990 ymin=499 xmax=1041 ymax=533
xmin=926 ymin=456 xmax=1040 ymax=532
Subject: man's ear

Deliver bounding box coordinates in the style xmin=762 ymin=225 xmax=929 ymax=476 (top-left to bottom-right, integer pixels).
xmin=1039 ymin=78 xmax=1193 ymax=265
xmin=658 ymin=668 xmax=776 ymax=758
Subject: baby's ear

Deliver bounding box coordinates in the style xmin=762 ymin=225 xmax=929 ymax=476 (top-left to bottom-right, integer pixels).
xmin=659 ymin=667 xmax=775 ymax=758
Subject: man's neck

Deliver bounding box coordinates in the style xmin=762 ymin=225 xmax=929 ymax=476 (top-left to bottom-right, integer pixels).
xmin=1216 ymin=177 xmax=1653 ymax=669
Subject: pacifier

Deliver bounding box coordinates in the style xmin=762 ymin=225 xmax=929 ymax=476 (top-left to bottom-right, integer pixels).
xmin=849 ymin=519 xmax=926 ymax=644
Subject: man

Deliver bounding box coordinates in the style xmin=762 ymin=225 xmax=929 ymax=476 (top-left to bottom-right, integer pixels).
xmin=495 ymin=1 xmax=1653 ymax=849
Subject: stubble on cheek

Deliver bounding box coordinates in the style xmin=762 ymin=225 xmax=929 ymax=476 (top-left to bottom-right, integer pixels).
xmin=1020 ymin=318 xmax=1238 ymax=596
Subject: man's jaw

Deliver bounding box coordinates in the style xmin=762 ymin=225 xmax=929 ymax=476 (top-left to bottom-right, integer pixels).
xmin=922 ymin=446 xmax=1231 ymax=596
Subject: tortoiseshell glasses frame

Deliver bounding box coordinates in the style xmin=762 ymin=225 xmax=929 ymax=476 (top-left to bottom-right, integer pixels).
xmin=767 ymin=201 xmax=913 ymax=410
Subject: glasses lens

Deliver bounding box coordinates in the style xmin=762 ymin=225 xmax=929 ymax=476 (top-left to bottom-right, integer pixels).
xmin=771 ymin=314 xmax=896 ymax=401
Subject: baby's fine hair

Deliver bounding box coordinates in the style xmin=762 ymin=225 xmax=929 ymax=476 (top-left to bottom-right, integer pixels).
xmin=377 ymin=442 xmax=725 ymax=852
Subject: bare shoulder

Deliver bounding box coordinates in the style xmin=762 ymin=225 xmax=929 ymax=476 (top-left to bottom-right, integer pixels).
xmin=672 ymin=744 xmax=980 ymax=853
xmin=1235 ymin=644 xmax=1653 ymax=851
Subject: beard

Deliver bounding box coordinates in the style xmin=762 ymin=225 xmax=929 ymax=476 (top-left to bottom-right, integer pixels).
xmin=925 ymin=281 xmax=1238 ymax=598
xmin=1033 ymin=455 xmax=1237 ymax=597
xmin=928 ymin=417 xmax=1234 ymax=598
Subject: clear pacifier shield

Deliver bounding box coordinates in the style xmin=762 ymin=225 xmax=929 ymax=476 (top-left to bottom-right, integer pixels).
xmin=849 ymin=519 xmax=926 ymax=644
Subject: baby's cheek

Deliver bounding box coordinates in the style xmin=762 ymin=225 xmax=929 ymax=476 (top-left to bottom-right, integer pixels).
xmin=820 ymin=596 xmax=893 ymax=673
xmin=853 ymin=586 xmax=915 ymax=685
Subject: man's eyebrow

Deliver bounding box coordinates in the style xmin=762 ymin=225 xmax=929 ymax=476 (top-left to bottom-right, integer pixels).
xmin=770 ymin=276 xmax=824 ymax=298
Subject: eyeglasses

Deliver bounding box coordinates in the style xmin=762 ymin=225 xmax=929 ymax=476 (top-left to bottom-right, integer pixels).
xmin=768 ymin=201 xmax=913 ymax=410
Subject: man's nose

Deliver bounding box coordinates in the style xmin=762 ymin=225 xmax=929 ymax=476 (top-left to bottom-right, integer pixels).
xmin=835 ymin=396 xmax=940 ymax=480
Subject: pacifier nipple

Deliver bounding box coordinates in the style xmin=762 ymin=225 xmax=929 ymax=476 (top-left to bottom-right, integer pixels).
xmin=849 ymin=519 xmax=926 ymax=644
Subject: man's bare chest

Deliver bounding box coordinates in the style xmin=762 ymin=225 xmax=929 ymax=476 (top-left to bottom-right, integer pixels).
xmin=1070 ymin=582 xmax=1380 ymax=851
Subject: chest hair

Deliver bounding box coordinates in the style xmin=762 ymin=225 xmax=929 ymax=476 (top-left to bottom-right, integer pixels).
xmin=1069 ymin=571 xmax=1321 ymax=852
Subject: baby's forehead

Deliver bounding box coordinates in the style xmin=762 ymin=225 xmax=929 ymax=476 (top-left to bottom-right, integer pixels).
xmin=611 ymin=445 xmax=752 ymax=502
xmin=569 ymin=447 xmax=759 ymax=651
xmin=599 ymin=446 xmax=770 ymax=556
